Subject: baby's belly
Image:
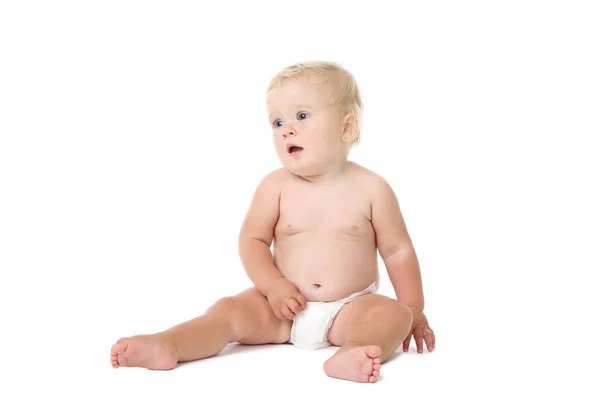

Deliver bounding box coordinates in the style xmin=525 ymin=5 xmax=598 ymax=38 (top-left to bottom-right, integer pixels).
xmin=273 ymin=234 xmax=379 ymax=302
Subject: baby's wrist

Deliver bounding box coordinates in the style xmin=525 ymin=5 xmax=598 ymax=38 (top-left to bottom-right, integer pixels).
xmin=408 ymin=305 xmax=424 ymax=314
xmin=264 ymin=276 xmax=286 ymax=295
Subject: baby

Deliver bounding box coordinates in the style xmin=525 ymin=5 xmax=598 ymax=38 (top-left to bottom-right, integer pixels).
xmin=110 ymin=61 xmax=435 ymax=383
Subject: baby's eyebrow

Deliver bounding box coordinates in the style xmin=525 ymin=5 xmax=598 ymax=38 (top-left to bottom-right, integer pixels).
xmin=292 ymin=104 xmax=313 ymax=109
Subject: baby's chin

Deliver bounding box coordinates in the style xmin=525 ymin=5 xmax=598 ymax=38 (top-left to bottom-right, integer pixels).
xmin=282 ymin=160 xmax=315 ymax=177
xmin=287 ymin=163 xmax=331 ymax=180
xmin=284 ymin=164 xmax=309 ymax=177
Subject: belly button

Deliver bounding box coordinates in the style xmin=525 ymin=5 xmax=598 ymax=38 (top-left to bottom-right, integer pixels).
xmin=313 ymin=283 xmax=321 ymax=289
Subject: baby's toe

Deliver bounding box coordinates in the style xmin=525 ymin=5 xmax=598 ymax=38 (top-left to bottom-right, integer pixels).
xmin=118 ymin=356 xmax=129 ymax=367
xmin=373 ymin=370 xmax=380 ymax=377
xmin=364 ymin=345 xmax=381 ymax=359
xmin=373 ymin=363 xmax=380 ymax=371
xmin=111 ymin=341 xmax=127 ymax=355
xmin=360 ymin=360 xmax=374 ymax=375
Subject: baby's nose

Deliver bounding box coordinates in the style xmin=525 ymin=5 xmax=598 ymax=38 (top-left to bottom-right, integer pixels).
xmin=283 ymin=129 xmax=296 ymax=137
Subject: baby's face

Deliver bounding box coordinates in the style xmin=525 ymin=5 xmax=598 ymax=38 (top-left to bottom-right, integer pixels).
xmin=266 ymin=77 xmax=348 ymax=177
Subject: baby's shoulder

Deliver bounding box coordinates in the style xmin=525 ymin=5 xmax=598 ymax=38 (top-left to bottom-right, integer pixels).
xmin=347 ymin=162 xmax=391 ymax=190
xmin=257 ymin=167 xmax=295 ymax=188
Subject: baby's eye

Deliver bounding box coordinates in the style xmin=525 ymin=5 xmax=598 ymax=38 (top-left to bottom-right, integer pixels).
xmin=297 ymin=112 xmax=309 ymax=120
xmin=273 ymin=119 xmax=283 ymax=128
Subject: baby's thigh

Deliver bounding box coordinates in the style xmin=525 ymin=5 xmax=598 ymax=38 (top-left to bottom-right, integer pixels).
xmin=230 ymin=287 xmax=292 ymax=345
xmin=327 ymin=294 xmax=407 ymax=346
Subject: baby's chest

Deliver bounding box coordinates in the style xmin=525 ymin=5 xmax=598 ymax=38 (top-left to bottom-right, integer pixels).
xmin=277 ymin=188 xmax=372 ymax=235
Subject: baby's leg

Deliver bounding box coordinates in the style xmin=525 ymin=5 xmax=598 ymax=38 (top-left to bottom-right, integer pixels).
xmin=324 ymin=294 xmax=413 ymax=383
xmin=110 ymin=287 xmax=292 ymax=369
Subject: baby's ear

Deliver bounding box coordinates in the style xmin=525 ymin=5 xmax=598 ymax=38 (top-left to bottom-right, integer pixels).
xmin=341 ymin=112 xmax=358 ymax=143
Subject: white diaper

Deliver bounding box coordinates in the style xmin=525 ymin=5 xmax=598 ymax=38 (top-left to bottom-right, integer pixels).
xmin=289 ymin=282 xmax=378 ymax=350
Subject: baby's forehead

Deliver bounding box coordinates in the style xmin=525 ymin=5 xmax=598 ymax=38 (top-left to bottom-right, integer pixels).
xmin=267 ymin=78 xmax=331 ymax=109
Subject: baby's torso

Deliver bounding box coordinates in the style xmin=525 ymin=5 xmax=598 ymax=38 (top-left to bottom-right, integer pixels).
xmin=273 ymin=165 xmax=380 ymax=302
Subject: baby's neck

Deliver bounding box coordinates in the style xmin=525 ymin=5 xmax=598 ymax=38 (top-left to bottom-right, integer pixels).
xmin=299 ymin=160 xmax=351 ymax=184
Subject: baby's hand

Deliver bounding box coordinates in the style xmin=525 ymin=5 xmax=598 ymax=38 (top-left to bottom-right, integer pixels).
xmin=265 ymin=277 xmax=307 ymax=320
xmin=403 ymin=308 xmax=436 ymax=353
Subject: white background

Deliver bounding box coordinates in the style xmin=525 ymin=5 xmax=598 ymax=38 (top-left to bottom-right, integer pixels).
xmin=1 ymin=1 xmax=598 ymax=398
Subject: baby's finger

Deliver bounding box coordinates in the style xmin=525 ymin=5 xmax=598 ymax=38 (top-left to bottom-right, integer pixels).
xmin=414 ymin=328 xmax=424 ymax=353
xmin=295 ymin=293 xmax=307 ymax=310
xmin=424 ymin=328 xmax=434 ymax=351
xmin=271 ymin=302 xmax=285 ymax=320
xmin=272 ymin=307 xmax=284 ymax=321
xmin=402 ymin=332 xmax=412 ymax=352
xmin=267 ymin=299 xmax=281 ymax=320
xmin=287 ymin=298 xmax=302 ymax=314
xmin=281 ymin=305 xmax=295 ymax=320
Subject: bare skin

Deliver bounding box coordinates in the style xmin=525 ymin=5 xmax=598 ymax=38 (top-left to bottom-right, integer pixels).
xmin=112 ymin=288 xmax=292 ymax=370
xmin=111 ymin=165 xmax=414 ymax=382
xmin=274 ymin=163 xmax=380 ymax=302
xmin=111 ymin=73 xmax=435 ymax=382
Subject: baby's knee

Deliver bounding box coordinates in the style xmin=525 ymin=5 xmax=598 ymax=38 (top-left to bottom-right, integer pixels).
xmin=207 ymin=296 xmax=237 ymax=315
xmin=367 ymin=299 xmax=412 ymax=327
xmin=396 ymin=302 xmax=413 ymax=327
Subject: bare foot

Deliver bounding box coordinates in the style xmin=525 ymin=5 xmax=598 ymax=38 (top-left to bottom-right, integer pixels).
xmin=110 ymin=335 xmax=178 ymax=370
xmin=323 ymin=345 xmax=382 ymax=383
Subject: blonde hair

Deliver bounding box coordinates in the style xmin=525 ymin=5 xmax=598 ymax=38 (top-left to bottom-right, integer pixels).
xmin=266 ymin=61 xmax=364 ymax=146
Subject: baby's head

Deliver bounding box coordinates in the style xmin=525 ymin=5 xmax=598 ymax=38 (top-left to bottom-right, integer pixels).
xmin=265 ymin=61 xmax=363 ymax=178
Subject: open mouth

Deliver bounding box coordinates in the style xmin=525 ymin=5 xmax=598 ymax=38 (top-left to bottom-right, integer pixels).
xmin=287 ymin=145 xmax=304 ymax=154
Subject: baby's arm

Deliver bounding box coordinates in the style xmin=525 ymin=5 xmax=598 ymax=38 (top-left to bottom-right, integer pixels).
xmin=370 ymin=175 xmax=424 ymax=311
xmin=238 ymin=170 xmax=307 ymax=320
xmin=238 ymin=170 xmax=285 ymax=296
xmin=370 ymin=174 xmax=435 ymax=352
